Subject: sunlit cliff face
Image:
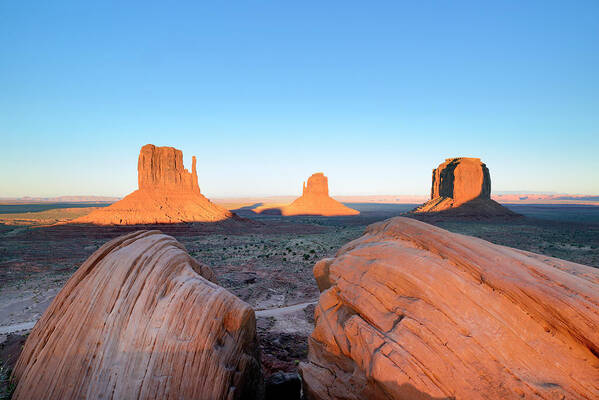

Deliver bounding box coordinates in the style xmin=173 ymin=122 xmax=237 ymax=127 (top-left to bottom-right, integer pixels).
xmin=412 ymin=157 xmax=517 ymax=217
xmin=431 ymin=157 xmax=491 ymax=206
xmin=283 ymin=172 xmax=359 ymax=216
xmin=137 ymin=144 xmax=200 ymax=193
xmin=302 ymin=172 xmax=329 ymax=197
xmin=72 ymin=144 xmax=232 ymax=225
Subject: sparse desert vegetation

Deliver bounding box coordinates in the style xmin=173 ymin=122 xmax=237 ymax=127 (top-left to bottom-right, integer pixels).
xmin=1 ymin=202 xmax=598 ymax=393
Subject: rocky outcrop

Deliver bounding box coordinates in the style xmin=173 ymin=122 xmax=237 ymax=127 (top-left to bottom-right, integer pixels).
xmin=73 ymin=144 xmax=233 ymax=224
xmin=138 ymin=144 xmax=200 ymax=192
xmin=11 ymin=230 xmax=262 ymax=400
xmin=431 ymin=157 xmax=491 ymax=205
xmin=301 ymin=217 xmax=599 ymax=400
xmin=270 ymin=173 xmax=359 ymax=216
xmin=414 ymin=157 xmax=516 ymax=216
xmin=302 ymin=173 xmax=330 ymax=198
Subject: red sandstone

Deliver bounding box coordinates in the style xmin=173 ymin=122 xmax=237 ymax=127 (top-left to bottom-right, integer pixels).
xmin=11 ymin=230 xmax=262 ymax=400
xmin=301 ymin=217 xmax=599 ymax=399
xmin=273 ymin=173 xmax=359 ymax=216
xmin=414 ymin=157 xmax=515 ymax=216
xmin=73 ymin=144 xmax=232 ymax=224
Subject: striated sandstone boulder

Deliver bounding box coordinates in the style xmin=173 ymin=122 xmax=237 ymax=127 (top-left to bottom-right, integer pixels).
xmin=73 ymin=144 xmax=233 ymax=224
xmin=275 ymin=173 xmax=359 ymax=216
xmin=301 ymin=217 xmax=599 ymax=400
xmin=414 ymin=157 xmax=515 ymax=216
xmin=11 ymin=230 xmax=262 ymax=400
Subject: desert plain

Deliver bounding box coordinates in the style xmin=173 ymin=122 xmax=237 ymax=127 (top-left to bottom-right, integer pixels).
xmin=0 ymin=148 xmax=598 ymax=399
xmin=1 ymin=195 xmax=598 ymax=398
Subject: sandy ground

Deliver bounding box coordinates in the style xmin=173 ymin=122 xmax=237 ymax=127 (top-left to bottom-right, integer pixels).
xmin=1 ymin=202 xmax=598 ymax=393
xmin=0 ymin=211 xmax=374 ymax=386
xmin=0 ymin=207 xmax=103 ymax=226
xmin=211 ymin=195 xmax=599 ymax=210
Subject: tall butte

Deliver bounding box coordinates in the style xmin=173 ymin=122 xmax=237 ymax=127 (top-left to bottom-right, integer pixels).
xmin=413 ymin=157 xmax=517 ymax=217
xmin=281 ymin=172 xmax=359 ymax=216
xmin=73 ymin=144 xmax=233 ymax=224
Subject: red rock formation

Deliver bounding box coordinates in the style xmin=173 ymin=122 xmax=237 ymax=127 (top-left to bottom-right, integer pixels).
xmin=302 ymin=173 xmax=329 ymax=197
xmin=11 ymin=230 xmax=262 ymax=400
xmin=73 ymin=144 xmax=233 ymax=224
xmin=431 ymin=157 xmax=490 ymax=205
xmin=414 ymin=157 xmax=516 ymax=216
xmin=301 ymin=217 xmax=599 ymax=399
xmin=275 ymin=173 xmax=359 ymax=216
xmin=138 ymin=144 xmax=200 ymax=192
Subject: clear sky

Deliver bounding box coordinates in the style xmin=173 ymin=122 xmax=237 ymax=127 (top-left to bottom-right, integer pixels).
xmin=1 ymin=1 xmax=598 ymax=198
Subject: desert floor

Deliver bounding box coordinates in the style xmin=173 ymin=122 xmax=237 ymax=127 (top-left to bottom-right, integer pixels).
xmin=1 ymin=202 xmax=599 ymax=396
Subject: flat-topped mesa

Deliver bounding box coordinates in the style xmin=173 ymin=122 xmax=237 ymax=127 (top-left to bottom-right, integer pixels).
xmin=414 ymin=157 xmax=516 ymax=216
xmin=281 ymin=173 xmax=359 ymax=216
xmin=431 ymin=157 xmax=490 ymax=205
xmin=71 ymin=144 xmax=233 ymax=225
xmin=138 ymin=144 xmax=200 ymax=192
xmin=302 ymin=173 xmax=329 ymax=197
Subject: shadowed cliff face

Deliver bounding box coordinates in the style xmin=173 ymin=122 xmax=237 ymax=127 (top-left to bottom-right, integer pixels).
xmin=431 ymin=158 xmax=491 ymax=205
xmin=415 ymin=158 xmax=513 ymax=217
xmin=72 ymin=144 xmax=233 ymax=225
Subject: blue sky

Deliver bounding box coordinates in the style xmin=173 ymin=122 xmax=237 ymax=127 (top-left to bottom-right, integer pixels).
xmin=1 ymin=1 xmax=598 ymax=197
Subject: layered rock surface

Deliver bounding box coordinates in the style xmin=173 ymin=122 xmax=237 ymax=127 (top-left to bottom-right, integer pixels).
xmin=301 ymin=217 xmax=599 ymax=399
xmin=274 ymin=173 xmax=359 ymax=216
xmin=414 ymin=157 xmax=515 ymax=216
xmin=11 ymin=230 xmax=262 ymax=400
xmin=431 ymin=157 xmax=491 ymax=205
xmin=73 ymin=144 xmax=233 ymax=224
xmin=138 ymin=144 xmax=200 ymax=191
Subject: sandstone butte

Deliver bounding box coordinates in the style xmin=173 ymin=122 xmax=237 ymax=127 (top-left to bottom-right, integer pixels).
xmin=255 ymin=173 xmax=359 ymax=216
xmin=301 ymin=217 xmax=599 ymax=400
xmin=413 ymin=157 xmax=517 ymax=217
xmin=72 ymin=144 xmax=233 ymax=225
xmin=11 ymin=230 xmax=262 ymax=400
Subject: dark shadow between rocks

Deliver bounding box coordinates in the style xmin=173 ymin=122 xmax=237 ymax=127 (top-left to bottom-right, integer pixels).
xmin=230 ymin=203 xmax=264 ymax=213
